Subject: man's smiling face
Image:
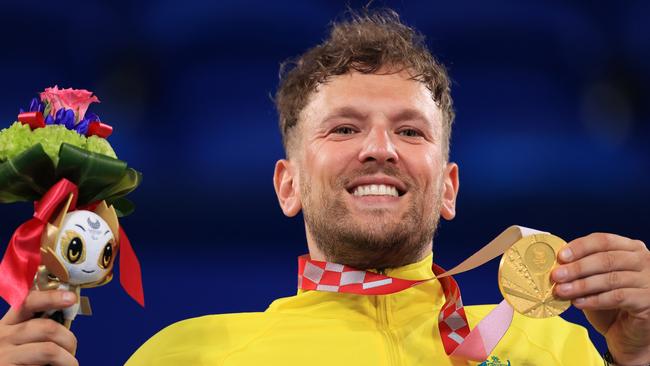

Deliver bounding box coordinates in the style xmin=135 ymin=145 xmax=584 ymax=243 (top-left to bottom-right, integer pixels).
xmin=274 ymin=69 xmax=459 ymax=269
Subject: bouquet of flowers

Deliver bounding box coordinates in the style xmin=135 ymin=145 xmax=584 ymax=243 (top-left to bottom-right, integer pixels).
xmin=0 ymin=86 xmax=144 ymax=329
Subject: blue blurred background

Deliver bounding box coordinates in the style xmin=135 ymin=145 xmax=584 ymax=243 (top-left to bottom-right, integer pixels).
xmin=1 ymin=0 xmax=649 ymax=364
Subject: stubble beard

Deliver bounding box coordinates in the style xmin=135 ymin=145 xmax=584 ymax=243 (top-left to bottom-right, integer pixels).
xmin=301 ymin=167 xmax=442 ymax=270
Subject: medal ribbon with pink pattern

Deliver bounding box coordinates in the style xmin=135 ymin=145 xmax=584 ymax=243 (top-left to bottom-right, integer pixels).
xmin=297 ymin=226 xmax=547 ymax=362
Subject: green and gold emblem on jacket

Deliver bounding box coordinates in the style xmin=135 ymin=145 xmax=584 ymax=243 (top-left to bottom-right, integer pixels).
xmin=478 ymin=356 xmax=511 ymax=366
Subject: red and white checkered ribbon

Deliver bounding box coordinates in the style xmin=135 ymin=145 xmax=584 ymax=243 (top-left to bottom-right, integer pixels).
xmin=298 ymin=256 xmax=476 ymax=357
xmin=297 ymin=226 xmax=547 ymax=361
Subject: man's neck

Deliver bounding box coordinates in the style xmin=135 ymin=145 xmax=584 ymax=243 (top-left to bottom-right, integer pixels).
xmin=305 ymin=235 xmax=433 ymax=270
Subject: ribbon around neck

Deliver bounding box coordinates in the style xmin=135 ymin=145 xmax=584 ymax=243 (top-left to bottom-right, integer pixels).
xmin=297 ymin=225 xmax=545 ymax=362
xmin=0 ymin=178 xmax=144 ymax=309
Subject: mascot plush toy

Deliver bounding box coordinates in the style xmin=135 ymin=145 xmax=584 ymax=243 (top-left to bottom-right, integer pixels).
xmin=37 ymin=198 xmax=123 ymax=328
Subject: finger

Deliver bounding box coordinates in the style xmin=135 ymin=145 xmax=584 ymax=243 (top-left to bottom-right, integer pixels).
xmin=6 ymin=342 xmax=78 ymax=366
xmin=554 ymin=271 xmax=646 ymax=300
xmin=10 ymin=318 xmax=77 ymax=354
xmin=1 ymin=290 xmax=76 ymax=325
xmin=558 ymin=233 xmax=646 ymax=263
xmin=552 ymin=250 xmax=644 ymax=283
xmin=572 ymin=288 xmax=650 ymax=313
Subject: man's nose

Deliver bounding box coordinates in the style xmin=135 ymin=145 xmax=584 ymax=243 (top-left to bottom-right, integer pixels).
xmin=358 ymin=127 xmax=398 ymax=164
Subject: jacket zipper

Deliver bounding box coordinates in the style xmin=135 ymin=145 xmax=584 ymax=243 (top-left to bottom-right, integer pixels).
xmin=376 ymin=271 xmax=400 ymax=365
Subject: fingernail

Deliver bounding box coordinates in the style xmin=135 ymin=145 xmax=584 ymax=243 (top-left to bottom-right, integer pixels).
xmin=560 ymin=248 xmax=573 ymax=261
xmin=62 ymin=292 xmax=75 ymax=303
xmin=558 ymin=283 xmax=573 ymax=293
xmin=574 ymin=297 xmax=585 ymax=305
xmin=554 ymin=267 xmax=568 ymax=280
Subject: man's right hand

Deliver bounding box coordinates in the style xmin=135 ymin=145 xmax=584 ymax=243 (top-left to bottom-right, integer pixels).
xmin=0 ymin=290 xmax=78 ymax=366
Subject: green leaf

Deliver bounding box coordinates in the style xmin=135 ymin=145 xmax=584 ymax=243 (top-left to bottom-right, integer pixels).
xmin=90 ymin=168 xmax=142 ymax=204
xmin=0 ymin=144 xmax=55 ymax=203
xmin=56 ymin=143 xmax=127 ymax=204
xmin=0 ymin=142 xmax=141 ymax=215
xmin=108 ymin=197 xmax=136 ymax=217
xmin=43 ymin=100 xmax=51 ymax=118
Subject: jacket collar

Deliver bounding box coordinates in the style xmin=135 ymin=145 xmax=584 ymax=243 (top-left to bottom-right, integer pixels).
xmin=267 ymin=252 xmax=446 ymax=325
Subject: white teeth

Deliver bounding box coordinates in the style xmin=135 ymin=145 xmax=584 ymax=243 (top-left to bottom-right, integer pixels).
xmin=352 ymin=184 xmax=399 ymax=197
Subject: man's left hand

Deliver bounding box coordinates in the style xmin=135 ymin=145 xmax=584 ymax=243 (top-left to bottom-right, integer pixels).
xmin=552 ymin=233 xmax=650 ymax=366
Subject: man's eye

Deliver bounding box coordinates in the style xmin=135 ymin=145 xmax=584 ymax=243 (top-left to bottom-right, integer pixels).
xmin=332 ymin=126 xmax=356 ymax=135
xmin=398 ymin=129 xmax=422 ymax=137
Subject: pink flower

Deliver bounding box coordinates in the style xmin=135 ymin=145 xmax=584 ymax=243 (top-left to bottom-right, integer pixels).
xmin=40 ymin=86 xmax=100 ymax=123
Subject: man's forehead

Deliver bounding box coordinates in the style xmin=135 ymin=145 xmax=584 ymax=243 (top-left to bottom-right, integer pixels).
xmin=301 ymin=71 xmax=441 ymax=126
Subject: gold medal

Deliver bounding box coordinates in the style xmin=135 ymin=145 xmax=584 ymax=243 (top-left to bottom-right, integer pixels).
xmin=498 ymin=233 xmax=570 ymax=318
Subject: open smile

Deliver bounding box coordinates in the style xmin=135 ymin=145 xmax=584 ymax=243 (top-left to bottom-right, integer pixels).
xmin=345 ymin=175 xmax=407 ymax=197
xmin=351 ymin=184 xmax=400 ymax=197
xmin=344 ymin=176 xmax=408 ymax=208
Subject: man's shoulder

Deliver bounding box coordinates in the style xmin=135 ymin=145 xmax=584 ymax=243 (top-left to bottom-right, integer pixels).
xmin=155 ymin=311 xmax=278 ymax=336
xmin=125 ymin=312 xmax=282 ymax=365
xmin=465 ymin=304 xmax=602 ymax=364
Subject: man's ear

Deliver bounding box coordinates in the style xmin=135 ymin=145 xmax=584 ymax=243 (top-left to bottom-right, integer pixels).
xmin=273 ymin=159 xmax=302 ymax=217
xmin=440 ymin=162 xmax=459 ymax=221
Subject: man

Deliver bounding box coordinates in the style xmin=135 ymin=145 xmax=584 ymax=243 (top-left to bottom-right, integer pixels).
xmin=1 ymin=10 xmax=649 ymax=366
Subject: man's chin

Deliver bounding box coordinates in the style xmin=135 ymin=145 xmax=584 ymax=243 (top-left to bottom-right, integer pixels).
xmin=345 ymin=215 xmax=404 ymax=232
xmin=308 ymin=216 xmax=434 ymax=270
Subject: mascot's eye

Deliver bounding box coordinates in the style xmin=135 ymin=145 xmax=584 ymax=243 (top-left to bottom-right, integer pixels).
xmin=60 ymin=230 xmax=86 ymax=264
xmin=99 ymin=243 xmax=113 ymax=269
xmin=67 ymin=238 xmax=84 ymax=263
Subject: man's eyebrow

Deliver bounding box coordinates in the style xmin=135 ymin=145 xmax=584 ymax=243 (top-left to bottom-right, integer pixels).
xmin=390 ymin=108 xmax=431 ymax=125
xmin=321 ymin=107 xmax=432 ymax=126
xmin=320 ymin=106 xmax=368 ymax=124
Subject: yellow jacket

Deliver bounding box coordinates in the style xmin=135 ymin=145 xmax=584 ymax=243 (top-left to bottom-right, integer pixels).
xmin=127 ymin=254 xmax=603 ymax=365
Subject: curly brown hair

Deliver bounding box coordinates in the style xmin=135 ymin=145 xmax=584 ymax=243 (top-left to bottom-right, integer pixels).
xmin=274 ymin=9 xmax=455 ymax=159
